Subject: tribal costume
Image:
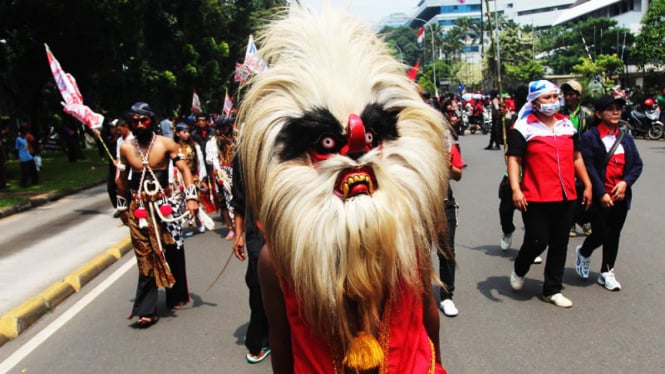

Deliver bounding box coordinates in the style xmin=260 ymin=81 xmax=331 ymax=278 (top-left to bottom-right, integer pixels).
xmin=205 ymin=134 xmax=234 ymax=215
xmin=238 ymin=5 xmax=448 ymax=373
xmin=123 ymin=131 xmax=191 ymax=319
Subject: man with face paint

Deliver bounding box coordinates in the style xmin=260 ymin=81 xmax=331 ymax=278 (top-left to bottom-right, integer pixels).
xmin=116 ymin=102 xmax=199 ymax=327
xmin=506 ymin=80 xmax=592 ymax=308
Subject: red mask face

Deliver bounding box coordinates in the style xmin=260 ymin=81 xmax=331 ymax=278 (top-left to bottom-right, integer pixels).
xmin=275 ymin=104 xmax=399 ymax=200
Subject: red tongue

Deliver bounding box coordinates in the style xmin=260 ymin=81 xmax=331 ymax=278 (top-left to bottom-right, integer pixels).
xmin=350 ymin=184 xmax=369 ymax=196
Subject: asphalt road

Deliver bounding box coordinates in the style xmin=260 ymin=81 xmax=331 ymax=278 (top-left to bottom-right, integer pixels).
xmin=0 ymin=133 xmax=664 ymax=373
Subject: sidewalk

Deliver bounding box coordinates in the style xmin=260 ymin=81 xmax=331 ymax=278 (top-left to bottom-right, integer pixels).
xmin=0 ymin=184 xmax=133 ymax=346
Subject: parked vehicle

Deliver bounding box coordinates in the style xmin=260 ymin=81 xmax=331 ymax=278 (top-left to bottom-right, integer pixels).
xmin=626 ymin=98 xmax=664 ymax=140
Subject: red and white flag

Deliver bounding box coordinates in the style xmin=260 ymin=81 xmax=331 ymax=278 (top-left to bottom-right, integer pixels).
xmin=191 ymin=90 xmax=202 ymax=114
xmin=417 ymin=26 xmax=425 ymax=45
xmin=222 ymin=92 xmax=233 ymax=118
xmin=406 ymin=60 xmax=420 ymax=81
xmin=44 ymin=44 xmax=103 ymax=129
xmin=243 ymin=35 xmax=267 ymax=74
xmin=234 ymin=62 xmax=250 ymax=84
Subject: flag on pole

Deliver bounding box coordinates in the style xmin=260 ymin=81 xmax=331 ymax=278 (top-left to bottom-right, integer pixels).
xmin=44 ymin=44 xmax=103 ymax=129
xmin=417 ymin=26 xmax=425 ymax=45
xmin=243 ymin=35 xmax=267 ymax=74
xmin=192 ymin=90 xmax=202 ymax=114
xmin=234 ymin=62 xmax=250 ymax=84
xmin=222 ymin=92 xmax=233 ymax=118
xmin=406 ymin=60 xmax=420 ymax=81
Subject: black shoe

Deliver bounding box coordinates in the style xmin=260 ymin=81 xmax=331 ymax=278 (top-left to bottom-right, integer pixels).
xmin=484 ymin=146 xmax=492 ymax=150
xmin=493 ymin=146 xmax=500 ymax=150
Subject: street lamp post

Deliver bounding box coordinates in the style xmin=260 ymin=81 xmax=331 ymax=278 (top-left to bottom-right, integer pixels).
xmin=414 ymin=17 xmax=438 ymax=98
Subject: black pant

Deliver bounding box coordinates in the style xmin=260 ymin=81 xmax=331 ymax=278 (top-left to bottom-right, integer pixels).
xmin=245 ymin=244 xmax=269 ymax=354
xmin=580 ymin=200 xmax=628 ymax=273
xmin=515 ymin=201 xmax=574 ymax=296
xmin=438 ymin=200 xmax=457 ymax=300
xmin=498 ymin=176 xmax=516 ymax=235
xmin=572 ymin=179 xmax=590 ymax=227
xmin=19 ymin=160 xmax=38 ymax=187
xmin=487 ymin=121 xmax=502 ymax=147
xmin=107 ymin=163 xmax=117 ymax=208
xmin=165 ymin=244 xmax=190 ymax=308
xmin=132 ymin=273 xmax=158 ymax=317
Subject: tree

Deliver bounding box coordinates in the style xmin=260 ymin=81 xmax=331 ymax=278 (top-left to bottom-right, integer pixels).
xmin=379 ymin=26 xmax=421 ymax=66
xmin=537 ymin=18 xmax=634 ymax=75
xmin=0 ymin=0 xmax=287 ymax=134
xmin=633 ymin=0 xmax=665 ymax=70
xmin=441 ymin=17 xmax=481 ymax=64
xmin=571 ymin=54 xmax=625 ymax=90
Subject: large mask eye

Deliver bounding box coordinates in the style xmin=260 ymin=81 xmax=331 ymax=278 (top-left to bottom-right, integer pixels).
xmin=365 ymin=132 xmax=374 ymax=145
xmin=320 ymin=136 xmax=336 ymax=150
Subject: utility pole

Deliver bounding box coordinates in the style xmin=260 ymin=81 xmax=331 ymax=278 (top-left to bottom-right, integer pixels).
xmin=484 ymin=0 xmax=505 ymax=146
xmin=415 ymin=17 xmax=438 ymax=98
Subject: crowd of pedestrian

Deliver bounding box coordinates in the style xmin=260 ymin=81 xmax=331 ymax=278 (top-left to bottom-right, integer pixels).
xmin=98 ymin=78 xmax=649 ymax=374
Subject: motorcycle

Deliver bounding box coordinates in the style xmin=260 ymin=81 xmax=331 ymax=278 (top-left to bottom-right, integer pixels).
xmin=626 ymin=98 xmax=664 ymax=140
xmin=481 ymin=107 xmax=492 ymax=135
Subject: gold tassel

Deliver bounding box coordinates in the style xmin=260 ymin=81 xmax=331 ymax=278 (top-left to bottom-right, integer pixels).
xmin=342 ymin=332 xmax=384 ymax=370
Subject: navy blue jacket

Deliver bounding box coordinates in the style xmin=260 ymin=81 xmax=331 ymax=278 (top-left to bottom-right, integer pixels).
xmin=580 ymin=126 xmax=643 ymax=209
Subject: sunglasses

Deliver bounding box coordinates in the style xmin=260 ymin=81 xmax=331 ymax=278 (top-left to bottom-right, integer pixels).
xmin=131 ymin=117 xmax=151 ymax=125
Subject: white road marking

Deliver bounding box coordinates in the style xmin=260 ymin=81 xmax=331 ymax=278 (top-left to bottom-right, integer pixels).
xmin=0 ymin=257 xmax=135 ymax=373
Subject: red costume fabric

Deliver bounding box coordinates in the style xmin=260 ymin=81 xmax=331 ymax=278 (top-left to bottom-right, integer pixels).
xmin=282 ymin=283 xmax=447 ymax=374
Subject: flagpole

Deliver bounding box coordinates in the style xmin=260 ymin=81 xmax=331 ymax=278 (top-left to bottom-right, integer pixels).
xmin=414 ymin=18 xmax=437 ymax=98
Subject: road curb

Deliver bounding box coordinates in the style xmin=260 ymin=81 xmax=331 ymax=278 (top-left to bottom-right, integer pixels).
xmin=0 ymin=180 xmax=105 ymax=220
xmin=0 ymin=236 xmax=133 ymax=343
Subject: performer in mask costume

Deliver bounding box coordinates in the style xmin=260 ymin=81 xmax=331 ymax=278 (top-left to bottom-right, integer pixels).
xmin=237 ymin=5 xmax=449 ymax=373
xmin=117 ymin=102 xmax=198 ymax=327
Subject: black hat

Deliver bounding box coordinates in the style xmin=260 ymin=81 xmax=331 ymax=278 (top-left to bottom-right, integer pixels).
xmin=215 ymin=116 xmax=234 ymax=128
xmin=595 ymin=95 xmax=626 ymax=112
xmin=174 ymin=122 xmax=189 ymax=132
xmin=130 ymin=102 xmax=155 ymax=117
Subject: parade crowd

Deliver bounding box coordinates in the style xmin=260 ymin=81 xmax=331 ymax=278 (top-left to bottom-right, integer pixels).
xmin=89 ymin=75 xmax=644 ymax=373
xmin=1 ymin=8 xmax=660 ymax=371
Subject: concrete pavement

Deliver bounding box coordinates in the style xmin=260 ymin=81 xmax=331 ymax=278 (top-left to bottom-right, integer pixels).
xmin=0 ymin=184 xmax=132 ymax=345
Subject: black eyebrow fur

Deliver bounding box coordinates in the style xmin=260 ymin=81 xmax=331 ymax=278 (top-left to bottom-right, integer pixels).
xmin=277 ymin=108 xmax=342 ymax=161
xmin=276 ymin=104 xmax=400 ymax=161
xmin=361 ymin=103 xmax=399 ymax=141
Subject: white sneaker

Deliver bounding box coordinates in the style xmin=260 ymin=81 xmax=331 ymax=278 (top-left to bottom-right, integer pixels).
xmin=533 ymin=256 xmax=543 ymax=264
xmin=439 ymin=299 xmax=459 ymax=317
xmin=543 ymin=293 xmax=573 ymax=308
xmin=575 ymin=245 xmax=591 ymax=279
xmin=598 ymin=269 xmax=621 ymax=291
xmin=510 ymin=271 xmax=524 ymax=291
xmin=500 ymin=232 xmax=512 ymax=251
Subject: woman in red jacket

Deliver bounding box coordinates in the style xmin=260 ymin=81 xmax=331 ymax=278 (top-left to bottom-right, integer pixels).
xmin=506 ymin=80 xmax=592 ymax=308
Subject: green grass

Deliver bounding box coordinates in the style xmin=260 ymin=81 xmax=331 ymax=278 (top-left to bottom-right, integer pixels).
xmin=0 ymin=148 xmax=109 ymax=208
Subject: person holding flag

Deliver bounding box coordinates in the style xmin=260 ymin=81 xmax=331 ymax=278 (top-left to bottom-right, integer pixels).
xmin=117 ymin=102 xmax=198 ymax=327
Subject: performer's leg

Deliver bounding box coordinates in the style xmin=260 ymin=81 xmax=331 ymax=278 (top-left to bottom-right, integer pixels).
xmin=165 ymin=244 xmax=190 ymax=309
xmin=132 ymin=273 xmax=158 ymax=318
xmin=245 ymin=246 xmax=270 ymax=355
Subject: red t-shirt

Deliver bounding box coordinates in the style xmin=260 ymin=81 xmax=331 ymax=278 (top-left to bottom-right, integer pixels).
xmin=507 ymin=113 xmax=579 ymax=202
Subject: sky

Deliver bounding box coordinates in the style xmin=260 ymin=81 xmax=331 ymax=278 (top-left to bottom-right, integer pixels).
xmin=295 ymin=0 xmax=417 ymax=25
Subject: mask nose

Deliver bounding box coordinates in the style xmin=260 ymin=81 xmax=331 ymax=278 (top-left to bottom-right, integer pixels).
xmin=345 ymin=114 xmax=367 ymax=160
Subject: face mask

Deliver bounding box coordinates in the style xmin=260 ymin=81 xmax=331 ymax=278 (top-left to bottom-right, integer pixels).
xmin=538 ymin=102 xmax=560 ymax=116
